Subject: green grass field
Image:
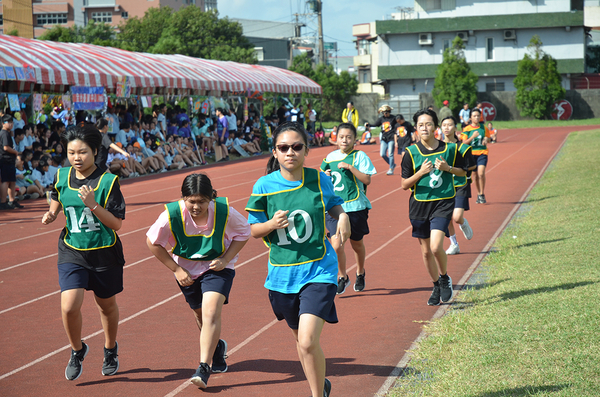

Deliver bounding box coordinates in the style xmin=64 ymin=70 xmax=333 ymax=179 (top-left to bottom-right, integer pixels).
xmin=388 ymin=128 xmax=600 ymax=397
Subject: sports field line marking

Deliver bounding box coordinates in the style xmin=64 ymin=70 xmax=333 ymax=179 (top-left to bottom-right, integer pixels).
xmin=374 ymin=132 xmax=569 ymax=397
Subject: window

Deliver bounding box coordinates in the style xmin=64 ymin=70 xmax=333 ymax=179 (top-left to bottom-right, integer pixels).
xmin=486 ymin=38 xmax=494 ymax=61
xmin=362 ymin=70 xmax=371 ymax=84
xmin=443 ymin=39 xmax=451 ymax=51
xmin=486 ymin=82 xmax=505 ymax=92
xmin=0 ymin=15 xmax=3 ymax=26
xmin=432 ymin=0 xmax=442 ymax=9
xmin=121 ymin=11 xmax=128 ymax=19
xmin=254 ymin=47 xmax=264 ymax=62
xmin=91 ymin=12 xmax=112 ymax=23
xmin=205 ymin=0 xmax=217 ymax=12
xmin=36 ymin=13 xmax=68 ymax=25
xmin=358 ymin=39 xmax=370 ymax=55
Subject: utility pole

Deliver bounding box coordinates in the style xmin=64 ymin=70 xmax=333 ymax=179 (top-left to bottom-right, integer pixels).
xmin=317 ymin=0 xmax=325 ymax=65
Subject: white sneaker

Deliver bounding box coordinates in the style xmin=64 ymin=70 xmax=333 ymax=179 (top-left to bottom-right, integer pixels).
xmin=386 ymin=168 xmax=393 ymax=175
xmin=446 ymin=243 xmax=460 ymax=255
xmin=459 ymin=218 xmax=473 ymax=240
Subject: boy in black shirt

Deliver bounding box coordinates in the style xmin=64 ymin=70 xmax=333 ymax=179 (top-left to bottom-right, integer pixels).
xmin=0 ymin=115 xmax=22 ymax=209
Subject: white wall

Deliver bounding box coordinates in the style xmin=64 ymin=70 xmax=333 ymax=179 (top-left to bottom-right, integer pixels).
xmin=414 ymin=0 xmax=572 ymax=19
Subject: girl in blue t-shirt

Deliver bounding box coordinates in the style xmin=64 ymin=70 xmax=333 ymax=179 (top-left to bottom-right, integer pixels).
xmin=245 ymin=122 xmax=349 ymax=397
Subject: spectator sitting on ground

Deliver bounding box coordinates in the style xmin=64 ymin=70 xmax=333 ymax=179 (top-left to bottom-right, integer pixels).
xmin=305 ymin=124 xmax=316 ymax=147
xmin=313 ymin=126 xmax=324 ymax=147
xmin=115 ymin=122 xmax=130 ymax=147
xmin=359 ymin=123 xmax=377 ymax=145
xmin=107 ymin=146 xmax=134 ymax=178
xmin=232 ymin=132 xmax=261 ymax=156
xmin=327 ymin=125 xmax=338 ymax=145
xmin=15 ymin=153 xmax=42 ymax=200
xmin=178 ymin=120 xmax=192 ymax=138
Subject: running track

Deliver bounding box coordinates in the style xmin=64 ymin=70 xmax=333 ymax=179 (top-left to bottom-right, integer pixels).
xmin=1 ymin=126 xmax=594 ymax=397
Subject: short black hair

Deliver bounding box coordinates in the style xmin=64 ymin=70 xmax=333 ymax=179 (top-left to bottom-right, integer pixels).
xmin=413 ymin=108 xmax=439 ymax=128
xmin=2 ymin=114 xmax=13 ymax=124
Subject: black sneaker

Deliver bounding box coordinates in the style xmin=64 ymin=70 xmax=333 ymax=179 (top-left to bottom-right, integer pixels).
xmin=336 ymin=275 xmax=350 ymax=295
xmin=427 ymin=283 xmax=441 ymax=306
xmin=354 ymin=272 xmax=365 ymax=292
xmin=0 ymin=202 xmax=13 ymax=210
xmin=102 ymin=341 xmax=119 ymax=376
xmin=324 ymin=378 xmax=331 ymax=397
xmin=476 ymin=195 xmax=483 ymax=204
xmin=439 ymin=274 xmax=453 ymax=303
xmin=211 ymin=339 xmax=228 ymax=373
xmin=65 ymin=342 xmax=89 ymax=380
xmin=9 ymin=200 xmax=24 ymax=208
xmin=479 ymin=194 xmax=487 ymax=204
xmin=191 ymin=362 xmax=211 ymax=389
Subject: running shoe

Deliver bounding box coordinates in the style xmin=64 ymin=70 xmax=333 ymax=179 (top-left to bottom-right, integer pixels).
xmin=9 ymin=200 xmax=24 ymax=208
xmin=102 ymin=341 xmax=119 ymax=376
xmin=427 ymin=284 xmax=441 ymax=306
xmin=65 ymin=342 xmax=89 ymax=381
xmin=439 ymin=274 xmax=453 ymax=303
xmin=479 ymin=194 xmax=487 ymax=204
xmin=354 ymin=272 xmax=365 ymax=292
xmin=336 ymin=275 xmax=350 ymax=295
xmin=211 ymin=339 xmax=228 ymax=373
xmin=476 ymin=195 xmax=483 ymax=204
xmin=191 ymin=362 xmax=211 ymax=389
xmin=459 ymin=218 xmax=473 ymax=240
xmin=386 ymin=168 xmax=393 ymax=175
xmin=445 ymin=243 xmax=460 ymax=255
xmin=324 ymin=378 xmax=331 ymax=397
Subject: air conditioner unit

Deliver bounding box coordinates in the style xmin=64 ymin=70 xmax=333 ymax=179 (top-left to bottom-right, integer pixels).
xmin=419 ymin=33 xmax=433 ymax=46
xmin=504 ymin=29 xmax=516 ymax=40
xmin=456 ymin=31 xmax=469 ymax=42
xmin=358 ymin=48 xmax=368 ymax=56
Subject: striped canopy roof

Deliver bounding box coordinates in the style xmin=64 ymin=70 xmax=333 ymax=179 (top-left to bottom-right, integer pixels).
xmin=0 ymin=34 xmax=322 ymax=95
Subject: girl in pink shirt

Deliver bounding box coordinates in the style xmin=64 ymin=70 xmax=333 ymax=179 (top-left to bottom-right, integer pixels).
xmin=146 ymin=173 xmax=250 ymax=389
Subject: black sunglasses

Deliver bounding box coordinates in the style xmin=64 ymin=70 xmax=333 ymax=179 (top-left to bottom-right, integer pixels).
xmin=276 ymin=143 xmax=305 ymax=153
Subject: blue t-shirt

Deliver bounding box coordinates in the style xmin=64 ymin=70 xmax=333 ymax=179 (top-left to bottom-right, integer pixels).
xmin=217 ymin=116 xmax=229 ymax=139
xmin=247 ymin=169 xmax=343 ymax=293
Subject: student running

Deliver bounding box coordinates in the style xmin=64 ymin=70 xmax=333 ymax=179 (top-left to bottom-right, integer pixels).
xmin=400 ymin=109 xmax=467 ymax=306
xmin=460 ymin=108 xmax=491 ymax=204
xmin=146 ymin=173 xmax=250 ymax=389
xmin=41 ymin=124 xmax=126 ymax=380
xmin=440 ymin=116 xmax=475 ymax=255
xmin=245 ymin=122 xmax=350 ymax=397
xmin=321 ymin=122 xmax=377 ymax=294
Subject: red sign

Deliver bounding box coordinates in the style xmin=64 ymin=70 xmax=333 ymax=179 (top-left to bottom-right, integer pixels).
xmin=551 ymin=99 xmax=573 ymax=120
xmin=479 ymin=101 xmax=496 ymax=121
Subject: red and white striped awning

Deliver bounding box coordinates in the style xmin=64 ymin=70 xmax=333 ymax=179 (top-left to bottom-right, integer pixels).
xmin=0 ymin=34 xmax=322 ymax=95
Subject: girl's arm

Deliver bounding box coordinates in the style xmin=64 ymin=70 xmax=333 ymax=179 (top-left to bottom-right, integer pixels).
xmin=401 ymin=159 xmax=432 ymax=190
xmin=110 ymin=143 xmax=130 ymax=158
xmin=434 ymin=156 xmax=466 ymax=177
xmin=327 ymin=205 xmax=351 ymax=245
xmin=78 ymin=185 xmax=123 ymax=231
xmin=210 ymin=239 xmax=249 ymax=271
xmin=146 ymin=237 xmax=193 ymax=287
xmin=250 ymin=209 xmax=289 ymax=238
xmin=338 ymin=162 xmax=371 ymax=186
xmin=462 ymin=132 xmax=478 ymax=145
xmin=42 ymin=198 xmax=62 ymax=224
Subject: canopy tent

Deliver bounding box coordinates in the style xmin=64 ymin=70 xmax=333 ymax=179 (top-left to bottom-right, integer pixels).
xmin=0 ymin=34 xmax=321 ymax=95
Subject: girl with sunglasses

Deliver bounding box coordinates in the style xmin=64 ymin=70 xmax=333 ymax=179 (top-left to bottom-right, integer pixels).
xmin=246 ymin=122 xmax=350 ymax=397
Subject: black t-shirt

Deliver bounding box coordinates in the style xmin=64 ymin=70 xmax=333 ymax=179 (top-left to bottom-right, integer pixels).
xmin=51 ymin=167 xmax=126 ymax=271
xmin=456 ymin=144 xmax=476 ymax=197
xmin=0 ymin=129 xmax=16 ymax=163
xmin=276 ymin=107 xmax=286 ymax=122
xmin=396 ymin=121 xmax=415 ymax=149
xmin=48 ymin=131 xmax=61 ymax=149
xmin=95 ymin=133 xmax=112 ymax=172
xmin=373 ymin=115 xmax=397 ymax=142
xmin=401 ymin=141 xmax=466 ymax=221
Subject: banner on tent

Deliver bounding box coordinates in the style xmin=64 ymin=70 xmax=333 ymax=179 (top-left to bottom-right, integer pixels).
xmin=72 ymin=86 xmax=106 ymax=110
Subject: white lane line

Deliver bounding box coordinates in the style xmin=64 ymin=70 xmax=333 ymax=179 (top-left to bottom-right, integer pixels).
xmin=374 ymin=133 xmax=569 ymax=397
xmin=0 ymin=253 xmax=58 ymax=273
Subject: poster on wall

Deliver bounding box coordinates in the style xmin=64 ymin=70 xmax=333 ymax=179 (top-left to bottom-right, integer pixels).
xmin=141 ymin=96 xmax=149 ymax=108
xmin=0 ymin=68 xmax=5 ymax=80
xmin=8 ymin=94 xmax=21 ymax=111
xmin=71 ymin=86 xmax=106 ymax=111
xmin=24 ymin=65 xmax=36 ymax=82
xmin=116 ymin=76 xmax=131 ymax=98
xmin=5 ymin=67 xmax=16 ymax=80
xmin=33 ymin=94 xmax=43 ymax=112
xmin=15 ymin=67 xmax=26 ymax=81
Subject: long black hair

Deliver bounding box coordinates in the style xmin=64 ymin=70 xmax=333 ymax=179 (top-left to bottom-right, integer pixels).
xmin=266 ymin=122 xmax=309 ymax=174
xmin=181 ymin=173 xmax=217 ymax=199
xmin=440 ymin=116 xmax=459 ymax=141
xmin=95 ymin=118 xmax=109 ymax=130
xmin=413 ymin=108 xmax=439 ymax=128
xmin=61 ymin=124 xmax=103 ymax=157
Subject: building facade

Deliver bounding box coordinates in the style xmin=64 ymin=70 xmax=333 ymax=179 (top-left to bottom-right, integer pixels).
xmin=232 ymin=18 xmax=296 ymax=69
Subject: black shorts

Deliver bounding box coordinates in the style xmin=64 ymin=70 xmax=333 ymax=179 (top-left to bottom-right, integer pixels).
xmin=474 ymin=154 xmax=488 ymax=167
xmin=0 ymin=161 xmax=16 ymax=182
xmin=269 ymin=283 xmax=338 ymax=330
xmin=178 ymin=268 xmax=235 ymax=310
xmin=57 ymin=262 xmax=123 ymax=299
xmin=325 ymin=209 xmax=369 ymax=241
xmin=454 ymin=195 xmax=470 ymax=211
xmin=410 ymin=217 xmax=451 ymax=239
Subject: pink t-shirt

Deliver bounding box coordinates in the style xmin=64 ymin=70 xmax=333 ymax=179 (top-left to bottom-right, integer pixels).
xmin=146 ymin=200 xmax=251 ymax=279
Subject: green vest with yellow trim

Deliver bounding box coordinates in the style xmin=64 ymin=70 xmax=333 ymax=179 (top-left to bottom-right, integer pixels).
xmin=246 ymin=168 xmax=327 ymax=266
xmin=465 ymin=124 xmax=487 ymax=152
xmin=406 ymin=142 xmax=457 ymax=201
xmin=320 ymin=150 xmax=361 ymax=203
xmin=453 ymin=143 xmax=471 ymax=188
xmin=166 ymin=197 xmax=229 ymax=261
xmin=56 ymin=167 xmax=118 ymax=251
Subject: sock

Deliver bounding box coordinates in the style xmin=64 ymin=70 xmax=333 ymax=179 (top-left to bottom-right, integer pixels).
xmin=449 ymin=234 xmax=458 ymax=245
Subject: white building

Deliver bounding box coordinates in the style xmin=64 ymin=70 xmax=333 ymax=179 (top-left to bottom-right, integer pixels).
xmin=357 ymin=0 xmax=589 ymax=100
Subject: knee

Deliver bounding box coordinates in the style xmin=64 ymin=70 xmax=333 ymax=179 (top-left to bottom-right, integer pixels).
xmin=296 ymin=334 xmax=319 ymax=355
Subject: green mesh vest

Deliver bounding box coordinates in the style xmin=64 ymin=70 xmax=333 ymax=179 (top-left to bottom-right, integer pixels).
xmin=246 ymin=168 xmax=327 ymax=266
xmin=56 ymin=167 xmax=118 ymax=251
xmin=166 ymin=197 xmax=229 ymax=261
xmin=320 ymin=150 xmax=361 ymax=203
xmin=453 ymin=143 xmax=471 ymax=188
xmin=466 ymin=125 xmax=487 ymax=152
xmin=406 ymin=142 xmax=457 ymax=202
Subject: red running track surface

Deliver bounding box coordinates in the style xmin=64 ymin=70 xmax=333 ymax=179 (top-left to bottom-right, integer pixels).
xmin=0 ymin=126 xmax=593 ymax=397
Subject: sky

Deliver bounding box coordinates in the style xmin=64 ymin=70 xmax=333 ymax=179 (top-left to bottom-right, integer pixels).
xmin=219 ymin=0 xmax=413 ymax=57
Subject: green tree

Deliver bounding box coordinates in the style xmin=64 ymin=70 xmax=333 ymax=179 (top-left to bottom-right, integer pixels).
xmin=39 ymin=22 xmax=115 ymax=45
xmin=432 ymin=36 xmax=478 ymax=117
xmin=117 ymin=7 xmax=173 ymax=53
xmin=514 ymin=35 xmax=565 ymax=119
xmin=38 ymin=25 xmax=79 ymax=42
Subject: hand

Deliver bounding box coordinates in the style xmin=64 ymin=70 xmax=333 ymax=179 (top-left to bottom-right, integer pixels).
xmin=78 ymin=185 xmax=97 ymax=209
xmin=270 ymin=210 xmax=289 ymax=230
xmin=338 ymin=162 xmax=351 ymax=171
xmin=434 ymin=156 xmax=449 ymax=172
xmin=420 ymin=159 xmax=434 ymax=176
xmin=175 ymin=266 xmax=193 ymax=287
xmin=324 ymin=169 xmax=332 ymax=177
xmin=472 ymin=131 xmax=480 ymax=139
xmin=209 ymin=258 xmax=227 ymax=271
xmin=42 ymin=211 xmax=57 ymax=224
xmin=333 ymin=213 xmax=351 ymax=246
xmin=123 ymin=152 xmax=130 ymax=158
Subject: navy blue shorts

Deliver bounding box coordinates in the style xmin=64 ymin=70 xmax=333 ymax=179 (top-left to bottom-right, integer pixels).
xmin=454 ymin=195 xmax=470 ymax=211
xmin=474 ymin=154 xmax=488 ymax=167
xmin=178 ymin=268 xmax=235 ymax=310
xmin=269 ymin=283 xmax=338 ymax=330
xmin=57 ymin=262 xmax=123 ymax=299
xmin=0 ymin=161 xmax=16 ymax=182
xmin=410 ymin=217 xmax=451 ymax=239
xmin=325 ymin=209 xmax=370 ymax=241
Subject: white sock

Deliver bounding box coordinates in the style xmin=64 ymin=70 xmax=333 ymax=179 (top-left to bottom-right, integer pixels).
xmin=450 ymin=234 xmax=458 ymax=245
